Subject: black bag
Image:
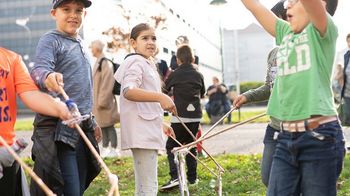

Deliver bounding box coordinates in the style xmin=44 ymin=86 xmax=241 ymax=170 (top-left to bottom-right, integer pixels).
xmin=337 ymin=99 xmax=350 ymax=126
xmin=98 ymin=57 xmax=121 ymax=95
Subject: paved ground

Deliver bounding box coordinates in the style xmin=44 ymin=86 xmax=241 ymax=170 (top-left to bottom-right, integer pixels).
xmin=16 ymin=122 xmax=350 ymax=158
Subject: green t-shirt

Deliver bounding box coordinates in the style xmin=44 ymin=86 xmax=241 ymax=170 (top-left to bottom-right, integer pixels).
xmin=267 ymin=15 xmax=338 ymax=121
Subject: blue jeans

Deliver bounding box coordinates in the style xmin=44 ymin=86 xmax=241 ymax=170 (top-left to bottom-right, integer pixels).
xmin=261 ymin=125 xmax=278 ymax=187
xmin=57 ymin=138 xmax=88 ymax=196
xmin=267 ymin=121 xmax=345 ymax=196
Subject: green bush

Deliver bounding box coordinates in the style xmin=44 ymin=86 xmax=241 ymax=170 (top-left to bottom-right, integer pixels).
xmin=240 ymin=81 xmax=265 ymax=94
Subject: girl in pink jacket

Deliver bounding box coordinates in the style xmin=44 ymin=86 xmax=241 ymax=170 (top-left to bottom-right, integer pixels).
xmin=114 ymin=23 xmax=176 ymax=195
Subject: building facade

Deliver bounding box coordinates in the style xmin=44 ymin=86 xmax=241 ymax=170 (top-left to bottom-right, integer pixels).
xmin=0 ymin=0 xmax=55 ymax=111
xmin=84 ymin=0 xmax=223 ymax=87
xmin=0 ymin=1 xmax=55 ymax=65
xmin=223 ymin=23 xmax=274 ymax=88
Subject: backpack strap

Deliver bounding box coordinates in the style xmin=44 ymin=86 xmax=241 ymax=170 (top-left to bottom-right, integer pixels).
xmin=97 ymin=57 xmax=111 ymax=72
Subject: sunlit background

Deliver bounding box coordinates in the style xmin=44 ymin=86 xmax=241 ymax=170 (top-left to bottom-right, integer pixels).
xmin=0 ymin=0 xmax=349 ymax=111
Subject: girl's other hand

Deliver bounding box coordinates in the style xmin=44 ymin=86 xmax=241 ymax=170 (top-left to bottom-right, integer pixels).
xmin=162 ymin=123 xmax=175 ymax=139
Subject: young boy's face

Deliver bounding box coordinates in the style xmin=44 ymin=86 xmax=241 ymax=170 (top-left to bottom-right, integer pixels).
xmin=285 ymin=0 xmax=310 ymax=33
xmin=51 ymin=1 xmax=86 ymax=37
xmin=347 ymin=37 xmax=350 ymax=49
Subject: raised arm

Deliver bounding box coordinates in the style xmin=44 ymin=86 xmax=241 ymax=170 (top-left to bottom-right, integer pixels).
xmin=299 ymin=0 xmax=328 ymax=36
xmin=241 ymin=0 xmax=278 ymax=37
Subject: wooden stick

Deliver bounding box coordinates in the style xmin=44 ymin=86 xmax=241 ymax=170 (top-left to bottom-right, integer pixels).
xmin=0 ymin=136 xmax=56 ymax=196
xmin=174 ymin=115 xmax=225 ymax=172
xmin=200 ymin=107 xmax=237 ymax=139
xmin=173 ymin=112 xmax=266 ymax=152
xmin=58 ymin=86 xmax=120 ymax=196
xmin=168 ymin=135 xmax=218 ymax=178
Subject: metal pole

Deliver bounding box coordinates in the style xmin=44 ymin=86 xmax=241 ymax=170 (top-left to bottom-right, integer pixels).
xmin=234 ymin=30 xmax=240 ymax=95
xmin=219 ymin=20 xmax=224 ymax=83
xmin=234 ymin=30 xmax=241 ymax=122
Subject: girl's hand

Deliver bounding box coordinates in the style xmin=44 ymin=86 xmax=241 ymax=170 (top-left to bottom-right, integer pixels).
xmin=162 ymin=123 xmax=175 ymax=139
xmin=159 ymin=94 xmax=177 ymax=115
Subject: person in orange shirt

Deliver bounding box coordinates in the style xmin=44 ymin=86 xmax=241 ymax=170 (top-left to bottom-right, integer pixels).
xmin=0 ymin=47 xmax=71 ymax=196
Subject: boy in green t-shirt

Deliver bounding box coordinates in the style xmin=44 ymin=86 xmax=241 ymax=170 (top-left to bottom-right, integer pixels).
xmin=240 ymin=0 xmax=343 ymax=195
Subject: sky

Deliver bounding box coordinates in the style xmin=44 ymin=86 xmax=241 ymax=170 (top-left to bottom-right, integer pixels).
xmin=207 ymin=0 xmax=350 ymax=52
xmin=86 ymin=0 xmax=350 ymax=52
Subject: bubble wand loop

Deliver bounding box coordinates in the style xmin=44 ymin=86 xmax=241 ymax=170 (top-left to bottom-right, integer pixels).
xmin=0 ymin=136 xmax=56 ymax=196
xmin=58 ymin=86 xmax=120 ymax=196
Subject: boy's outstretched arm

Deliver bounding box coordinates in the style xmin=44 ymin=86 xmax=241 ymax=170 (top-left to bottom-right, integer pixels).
xmin=300 ymin=0 xmax=328 ymax=36
xmin=241 ymin=0 xmax=278 ymax=37
xmin=19 ymin=91 xmax=71 ymax=120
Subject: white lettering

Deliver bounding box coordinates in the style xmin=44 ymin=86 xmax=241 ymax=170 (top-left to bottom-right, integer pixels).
xmin=296 ymin=44 xmax=311 ymax=72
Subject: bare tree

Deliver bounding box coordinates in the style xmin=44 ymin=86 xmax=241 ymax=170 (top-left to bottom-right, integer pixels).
xmin=102 ymin=1 xmax=167 ymax=53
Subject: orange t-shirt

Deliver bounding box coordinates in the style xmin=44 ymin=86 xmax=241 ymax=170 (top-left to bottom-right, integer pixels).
xmin=0 ymin=48 xmax=38 ymax=145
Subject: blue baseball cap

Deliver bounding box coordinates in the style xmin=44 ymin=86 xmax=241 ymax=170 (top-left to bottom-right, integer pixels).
xmin=52 ymin=0 xmax=92 ymax=9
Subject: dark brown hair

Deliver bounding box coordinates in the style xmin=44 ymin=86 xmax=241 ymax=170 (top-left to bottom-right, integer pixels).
xmin=176 ymin=45 xmax=194 ymax=65
xmin=347 ymin=33 xmax=350 ymax=40
xmin=324 ymin=0 xmax=338 ymax=16
xmin=271 ymin=0 xmax=287 ymax=20
xmin=130 ymin=23 xmax=152 ymax=40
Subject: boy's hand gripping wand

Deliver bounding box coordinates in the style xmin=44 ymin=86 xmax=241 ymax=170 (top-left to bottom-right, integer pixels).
xmin=58 ymin=86 xmax=119 ymax=196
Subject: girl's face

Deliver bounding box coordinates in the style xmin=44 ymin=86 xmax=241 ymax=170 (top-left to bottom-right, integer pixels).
xmin=51 ymin=1 xmax=86 ymax=37
xmin=285 ymin=0 xmax=310 ymax=33
xmin=130 ymin=28 xmax=157 ymax=59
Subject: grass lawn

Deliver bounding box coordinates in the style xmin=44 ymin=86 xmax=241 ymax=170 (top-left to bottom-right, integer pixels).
xmin=25 ymin=153 xmax=350 ymax=195
xmin=20 ymin=109 xmax=349 ymax=195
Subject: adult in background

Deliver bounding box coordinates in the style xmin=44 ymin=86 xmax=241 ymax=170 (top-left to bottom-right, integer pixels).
xmin=90 ymin=39 xmax=120 ymax=158
xmin=206 ymin=76 xmax=231 ymax=124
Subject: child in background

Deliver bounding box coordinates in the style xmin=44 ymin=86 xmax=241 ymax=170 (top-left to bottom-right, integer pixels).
xmin=240 ymin=0 xmax=343 ymax=195
xmin=114 ymin=23 xmax=176 ymax=195
xmin=160 ymin=45 xmax=205 ymax=191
